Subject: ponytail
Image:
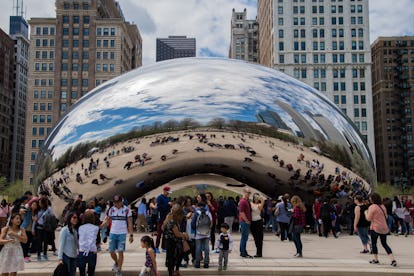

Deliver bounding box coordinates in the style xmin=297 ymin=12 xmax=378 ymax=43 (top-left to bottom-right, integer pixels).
xmin=141 ymin=235 xmax=155 ymax=250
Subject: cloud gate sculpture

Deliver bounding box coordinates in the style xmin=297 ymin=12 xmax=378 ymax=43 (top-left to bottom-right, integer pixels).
xmin=36 ymin=58 xmax=375 ymax=207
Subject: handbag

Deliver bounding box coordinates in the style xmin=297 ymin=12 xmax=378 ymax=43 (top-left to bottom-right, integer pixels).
xmin=182 ymin=240 xmax=190 ymax=253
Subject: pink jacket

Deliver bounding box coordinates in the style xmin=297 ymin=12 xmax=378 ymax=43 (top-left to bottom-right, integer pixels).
xmin=365 ymin=204 xmax=389 ymax=234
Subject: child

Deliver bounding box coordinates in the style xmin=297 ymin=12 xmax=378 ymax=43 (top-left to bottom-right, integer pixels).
xmin=215 ymin=223 xmax=233 ymax=271
xmin=140 ymin=235 xmax=159 ymax=276
xmin=0 ymin=213 xmax=28 ymax=275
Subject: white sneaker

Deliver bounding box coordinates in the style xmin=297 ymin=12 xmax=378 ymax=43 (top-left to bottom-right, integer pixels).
xmin=115 ymin=270 xmax=122 ymax=276
xmin=112 ymin=263 xmax=118 ymax=272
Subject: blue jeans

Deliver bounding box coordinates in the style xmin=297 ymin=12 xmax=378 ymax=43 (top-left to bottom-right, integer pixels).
xmin=62 ymin=253 xmax=77 ymax=276
xmin=292 ymin=231 xmax=302 ymax=255
xmin=357 ymin=226 xmax=370 ymax=246
xmin=265 ymin=214 xmax=277 ymax=233
xmin=78 ymin=252 xmax=97 ymax=276
xmin=239 ymin=221 xmax=250 ymax=256
xmin=195 ymin=238 xmax=210 ymax=266
xmin=109 ymin=233 xmax=126 ymax=252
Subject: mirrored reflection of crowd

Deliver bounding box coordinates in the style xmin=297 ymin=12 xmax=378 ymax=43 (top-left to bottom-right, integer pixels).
xmin=1 ymin=183 xmax=413 ymax=276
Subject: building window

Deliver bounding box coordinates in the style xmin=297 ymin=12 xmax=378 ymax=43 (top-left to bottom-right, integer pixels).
xmin=31 ymin=152 xmax=36 ymax=161
xmin=32 ymin=140 xmax=37 ymax=148
xmin=73 ymin=16 xmax=79 ymax=24
xmin=63 ymin=16 xmax=69 ymax=23
xmin=64 ymin=3 xmax=70 ymax=9
xmin=110 ymin=28 xmax=115 ymax=36
xmin=361 ymin=122 xmax=367 ymax=131
xmin=33 ymin=115 xmax=38 ymax=123
xmin=71 ymin=91 xmax=78 ymax=99
xmin=361 ymin=95 xmax=366 ymax=104
xmin=33 ymin=103 xmax=38 ymax=110
xmin=279 ymin=42 xmax=284 ymax=51
xmin=278 ymin=18 xmax=283 ymax=25
xmin=278 ymin=6 xmax=283 ymax=14
xmin=73 ymin=40 xmax=79 ymax=47
xmin=63 ymin=40 xmax=69 ymax=47
xmin=354 ymin=95 xmax=359 ymax=104
xmin=361 ymin=108 xmax=366 ymax=117
xmin=82 ymin=63 xmax=89 ymax=71
xmin=82 ymin=79 xmax=89 ymax=86
xmin=72 ymin=63 xmax=78 ymax=71
xmin=279 ymin=30 xmax=284 ymax=38
xmin=61 ymin=103 xmax=67 ymax=111
xmin=36 ymin=27 xmax=41 ymax=35
xmin=61 ymin=91 xmax=67 ymax=99
xmin=110 ymin=40 xmax=115 ymax=47
xmin=83 ymin=3 xmax=89 ymax=10
xmin=83 ymin=40 xmax=89 ymax=47
xmin=83 ymin=28 xmax=89 ymax=36
xmin=334 ymin=95 xmax=339 ymax=104
xmin=354 ymin=108 xmax=359 ymax=117
xmin=48 ymin=103 xmax=52 ymax=111
xmin=97 ymin=28 xmax=102 ymax=36
xmin=32 ymin=128 xmax=37 ymax=135
xmin=72 ymin=79 xmax=78 ymax=86
xmin=84 ymin=16 xmax=90 ymax=24
xmin=341 ymin=95 xmax=346 ymax=104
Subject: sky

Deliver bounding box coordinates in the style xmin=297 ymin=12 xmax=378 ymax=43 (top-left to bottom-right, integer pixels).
xmin=0 ymin=0 xmax=413 ymax=65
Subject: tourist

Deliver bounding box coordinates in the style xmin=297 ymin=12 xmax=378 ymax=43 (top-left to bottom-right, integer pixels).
xmin=21 ymin=198 xmax=39 ymax=263
xmin=137 ymin=198 xmax=148 ymax=232
xmin=205 ymin=192 xmax=217 ymax=250
xmin=215 ymin=223 xmax=233 ymax=271
xmin=192 ymin=201 xmax=212 ymax=268
xmin=182 ymin=197 xmax=195 ymax=267
xmin=238 ymin=188 xmax=253 ymax=258
xmin=163 ymin=204 xmax=188 ymax=276
xmin=320 ymin=198 xmax=337 ymax=238
xmin=353 ymin=195 xmax=371 ymax=254
xmin=140 ymin=235 xmax=159 ymax=276
xmin=291 ymin=195 xmax=306 ymax=258
xmin=155 ymin=186 xmax=172 ymax=253
xmin=392 ymin=196 xmax=406 ymax=235
xmin=103 ymin=195 xmax=134 ymax=276
xmin=365 ymin=192 xmax=397 ymax=267
xmin=275 ymin=195 xmax=292 ymax=241
xmin=223 ymin=197 xmax=237 ymax=233
xmin=0 ymin=199 xmax=10 ymax=229
xmin=0 ymin=213 xmax=27 ymax=275
xmin=312 ymin=198 xmax=322 ymax=236
xmin=250 ymin=193 xmax=265 ymax=257
xmin=264 ymin=198 xmax=277 ymax=234
xmin=34 ymin=197 xmax=55 ymax=261
xmin=78 ymin=210 xmax=100 ymax=276
xmin=58 ymin=212 xmax=79 ymax=276
xmin=149 ymin=197 xmax=158 ymax=233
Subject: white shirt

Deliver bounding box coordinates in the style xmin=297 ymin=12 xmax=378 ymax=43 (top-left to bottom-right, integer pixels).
xmin=251 ymin=203 xmax=262 ymax=222
xmin=108 ymin=206 xmax=132 ymax=234
xmin=78 ymin=223 xmax=99 ymax=253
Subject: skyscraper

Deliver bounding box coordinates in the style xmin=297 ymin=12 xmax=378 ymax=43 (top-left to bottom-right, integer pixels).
xmin=156 ymin=36 xmax=196 ymax=62
xmin=0 ymin=28 xmax=15 ymax=181
xmin=229 ymin=8 xmax=258 ymax=63
xmin=9 ymin=12 xmax=30 ymax=182
xmin=257 ymin=0 xmax=375 ymax=158
xmin=371 ymin=36 xmax=414 ymax=186
xmin=23 ymin=0 xmax=142 ymax=185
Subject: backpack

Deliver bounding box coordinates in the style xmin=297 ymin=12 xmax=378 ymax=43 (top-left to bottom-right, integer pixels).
xmin=43 ymin=212 xmax=58 ymax=232
xmin=196 ymin=209 xmax=211 ymax=236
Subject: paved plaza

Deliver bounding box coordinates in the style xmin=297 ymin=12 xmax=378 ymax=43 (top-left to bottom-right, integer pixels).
xmin=22 ymin=232 xmax=414 ymax=275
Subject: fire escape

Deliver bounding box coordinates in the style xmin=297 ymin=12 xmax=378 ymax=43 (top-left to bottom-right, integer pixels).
xmin=393 ymin=41 xmax=412 ymax=189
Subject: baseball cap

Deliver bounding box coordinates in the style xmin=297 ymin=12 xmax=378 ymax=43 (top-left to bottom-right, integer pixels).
xmin=113 ymin=195 xmax=122 ymax=202
xmin=163 ymin=186 xmax=172 ymax=194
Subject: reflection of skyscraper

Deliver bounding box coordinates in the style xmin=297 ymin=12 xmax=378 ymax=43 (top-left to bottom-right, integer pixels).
xmin=257 ymin=0 xmax=375 ymax=159
xmin=23 ymin=0 xmax=142 ymax=185
xmin=276 ymin=100 xmax=323 ymax=140
xmin=156 ymin=36 xmax=196 ymax=62
xmin=256 ymin=110 xmax=291 ymax=132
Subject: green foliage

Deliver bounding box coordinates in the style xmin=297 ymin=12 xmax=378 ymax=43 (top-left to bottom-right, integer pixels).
xmin=0 ymin=180 xmax=28 ymax=203
xmin=375 ymin=182 xmax=414 ymax=198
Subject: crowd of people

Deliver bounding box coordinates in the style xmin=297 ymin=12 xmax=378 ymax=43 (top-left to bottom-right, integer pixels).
xmin=0 ymin=182 xmax=413 ymax=276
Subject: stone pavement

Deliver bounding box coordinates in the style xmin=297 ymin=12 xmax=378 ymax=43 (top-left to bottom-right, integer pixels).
xmin=21 ymin=232 xmax=414 ymax=275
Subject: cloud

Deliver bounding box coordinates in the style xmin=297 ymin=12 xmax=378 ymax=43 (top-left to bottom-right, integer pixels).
xmin=369 ymin=0 xmax=414 ymax=41
xmin=0 ymin=0 xmax=413 ymax=66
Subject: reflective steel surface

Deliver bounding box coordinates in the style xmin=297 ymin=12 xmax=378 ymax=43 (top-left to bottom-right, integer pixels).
xmin=37 ymin=58 xmax=375 ymax=204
